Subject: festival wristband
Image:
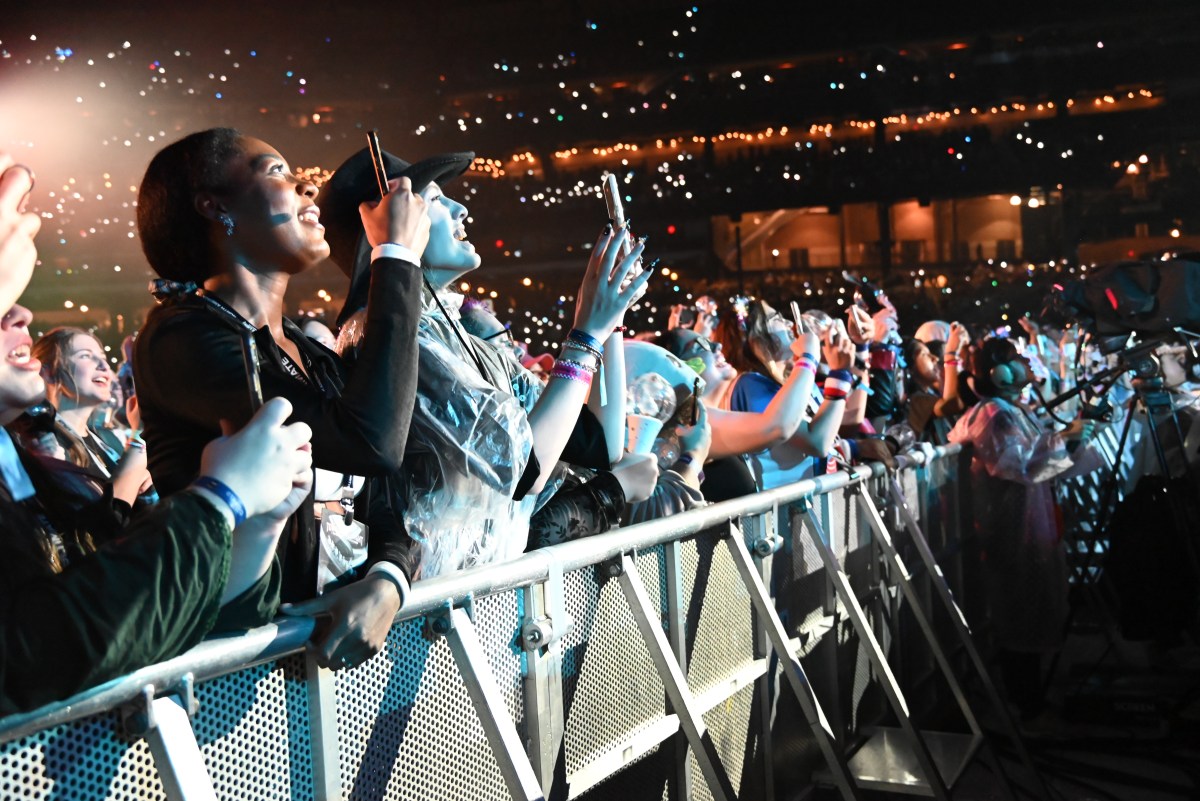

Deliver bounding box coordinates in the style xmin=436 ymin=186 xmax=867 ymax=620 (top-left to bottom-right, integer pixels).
xmin=550 ymin=362 xmax=594 ymax=384
xmin=567 ymin=328 xmax=603 ymax=351
xmin=190 ymin=476 xmax=247 ymax=527
xmin=370 ymin=242 xmax=420 ymax=266
xmin=823 ymin=369 xmax=854 ymax=400
xmin=794 ymin=355 xmax=819 ymax=374
xmin=556 ymin=357 xmax=599 ymax=374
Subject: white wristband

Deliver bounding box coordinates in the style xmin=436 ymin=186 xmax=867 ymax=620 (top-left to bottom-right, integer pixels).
xmin=367 ymin=561 xmax=411 ymax=603
xmin=371 ymin=243 xmax=420 ymax=266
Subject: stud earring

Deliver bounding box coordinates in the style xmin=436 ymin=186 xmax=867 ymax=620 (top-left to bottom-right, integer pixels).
xmin=219 ymin=214 xmax=235 ymax=237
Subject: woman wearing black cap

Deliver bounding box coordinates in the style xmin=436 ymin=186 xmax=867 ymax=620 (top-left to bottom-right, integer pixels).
xmin=132 ymin=129 xmax=427 ymax=670
xmin=321 ymin=146 xmax=651 ymax=577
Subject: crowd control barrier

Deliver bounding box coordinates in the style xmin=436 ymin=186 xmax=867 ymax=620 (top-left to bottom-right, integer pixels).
xmin=2 ymin=446 xmax=991 ymax=801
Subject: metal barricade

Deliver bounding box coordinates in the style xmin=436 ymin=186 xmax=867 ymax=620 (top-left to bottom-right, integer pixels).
xmin=0 ymin=447 xmax=968 ymax=801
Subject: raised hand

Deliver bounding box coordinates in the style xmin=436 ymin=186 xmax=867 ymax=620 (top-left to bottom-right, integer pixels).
xmin=0 ymin=158 xmax=40 ymax=312
xmin=822 ymin=321 xmax=855 ymax=371
xmin=573 ymin=224 xmax=651 ymax=340
xmin=358 ymin=175 xmax=431 ymax=258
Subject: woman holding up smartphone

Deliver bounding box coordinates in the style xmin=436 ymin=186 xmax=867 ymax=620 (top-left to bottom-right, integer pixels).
xmin=707 ymin=299 xmax=856 ymax=489
xmin=133 ymin=129 xmax=428 ymax=670
xmin=318 ymin=146 xmax=650 ymax=578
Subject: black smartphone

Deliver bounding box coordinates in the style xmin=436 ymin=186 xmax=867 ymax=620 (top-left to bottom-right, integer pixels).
xmin=241 ymin=331 xmax=264 ymax=413
xmin=367 ymin=130 xmax=389 ymax=201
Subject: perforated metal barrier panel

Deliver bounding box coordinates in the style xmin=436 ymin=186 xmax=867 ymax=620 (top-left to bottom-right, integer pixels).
xmin=0 ymin=453 xmax=970 ymax=801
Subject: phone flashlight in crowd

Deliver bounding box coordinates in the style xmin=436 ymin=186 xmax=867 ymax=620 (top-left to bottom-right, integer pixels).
xmin=241 ymin=331 xmax=264 ymax=413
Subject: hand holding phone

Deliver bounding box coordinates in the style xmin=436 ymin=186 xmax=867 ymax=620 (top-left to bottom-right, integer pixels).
xmin=241 ymin=331 xmax=264 ymax=413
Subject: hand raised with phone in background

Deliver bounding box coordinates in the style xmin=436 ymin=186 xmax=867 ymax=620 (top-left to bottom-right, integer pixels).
xmin=822 ymin=319 xmax=856 ymax=371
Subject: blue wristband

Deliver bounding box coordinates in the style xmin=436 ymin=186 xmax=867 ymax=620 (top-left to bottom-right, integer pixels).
xmin=191 ymin=476 xmax=247 ymax=527
xmin=827 ymin=368 xmax=854 ymax=383
xmin=567 ymin=328 xmax=603 ymax=351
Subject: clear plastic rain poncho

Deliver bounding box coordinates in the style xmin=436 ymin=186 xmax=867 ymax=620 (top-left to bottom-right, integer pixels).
xmin=340 ymin=290 xmax=540 ymax=580
xmin=947 ymin=397 xmax=1102 ymax=651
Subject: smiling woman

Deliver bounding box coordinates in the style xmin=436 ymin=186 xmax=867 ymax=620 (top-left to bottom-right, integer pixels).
xmin=25 ymin=327 xmax=153 ymax=505
xmin=131 ymin=129 xmax=434 ymax=671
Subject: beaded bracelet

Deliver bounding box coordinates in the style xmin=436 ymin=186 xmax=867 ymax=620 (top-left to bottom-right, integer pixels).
xmin=823 ymin=368 xmax=854 ymax=400
xmin=561 ymin=339 xmax=602 ymax=360
xmin=567 ymin=328 xmax=603 ymax=351
xmin=556 ymin=357 xmax=599 ymax=374
xmin=191 ymin=475 xmax=247 ymax=527
xmin=550 ymin=361 xmax=594 ymax=385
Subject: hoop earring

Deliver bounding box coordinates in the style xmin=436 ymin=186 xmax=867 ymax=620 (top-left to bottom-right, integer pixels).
xmin=219 ymin=214 xmax=235 ymax=237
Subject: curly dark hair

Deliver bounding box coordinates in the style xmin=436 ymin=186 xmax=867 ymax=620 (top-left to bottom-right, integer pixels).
xmin=137 ymin=128 xmax=243 ymax=283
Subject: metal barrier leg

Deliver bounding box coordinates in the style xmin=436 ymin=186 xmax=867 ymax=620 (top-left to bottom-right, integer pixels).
xmin=522 ymin=571 xmax=568 ymax=800
xmin=615 ymin=551 xmax=737 ymax=801
xmin=855 ymin=485 xmax=1004 ymax=797
xmin=724 ymin=522 xmax=864 ymax=801
xmin=795 ymin=497 xmax=951 ymax=800
xmin=144 ymin=695 xmax=219 ymax=801
xmin=662 ymin=540 xmax=695 ymax=801
xmin=888 ymin=478 xmax=1054 ymax=801
xmin=306 ymin=653 xmax=344 ymax=801
xmin=443 ymin=606 xmax=546 ymax=801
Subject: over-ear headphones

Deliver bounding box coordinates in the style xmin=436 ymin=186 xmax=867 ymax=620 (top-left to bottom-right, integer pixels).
xmin=989 ymin=362 xmax=1015 ymax=388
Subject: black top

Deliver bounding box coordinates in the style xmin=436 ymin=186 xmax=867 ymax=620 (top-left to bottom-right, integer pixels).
xmin=134 ymin=257 xmax=424 ymax=600
xmin=0 ymin=446 xmax=277 ymax=715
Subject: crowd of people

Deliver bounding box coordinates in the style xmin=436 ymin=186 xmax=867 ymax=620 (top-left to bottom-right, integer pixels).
xmin=2 ymin=128 xmax=1192 ymax=727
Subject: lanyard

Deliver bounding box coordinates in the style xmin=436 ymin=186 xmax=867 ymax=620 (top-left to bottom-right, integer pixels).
xmin=198 ymin=293 xmax=321 ymax=392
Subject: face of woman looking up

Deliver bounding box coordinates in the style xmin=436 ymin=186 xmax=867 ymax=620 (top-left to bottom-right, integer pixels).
xmin=420 ymin=182 xmax=480 ymax=286
xmin=677 ymin=330 xmax=736 ymax=388
xmin=57 ymin=334 xmax=113 ymax=407
xmin=211 ymin=136 xmax=329 ymax=275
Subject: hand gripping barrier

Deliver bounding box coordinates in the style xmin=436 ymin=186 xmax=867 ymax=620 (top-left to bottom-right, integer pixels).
xmin=3 ymin=445 xmax=1046 ymax=801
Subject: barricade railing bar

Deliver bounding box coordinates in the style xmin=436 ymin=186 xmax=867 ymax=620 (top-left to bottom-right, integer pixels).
xmin=2 ymin=445 xmax=992 ymax=801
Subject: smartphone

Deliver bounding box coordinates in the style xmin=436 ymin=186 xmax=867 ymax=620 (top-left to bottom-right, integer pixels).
xmin=690 ymin=378 xmax=700 ymax=426
xmin=367 ymin=130 xmax=389 ymax=201
xmin=602 ymin=173 xmax=631 ymax=259
xmin=241 ymin=331 xmax=264 ymax=413
xmin=789 ymin=301 xmax=808 ymax=335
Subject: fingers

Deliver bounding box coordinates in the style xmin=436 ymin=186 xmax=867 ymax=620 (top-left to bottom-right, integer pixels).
xmin=610 ymin=239 xmax=645 ymax=287
xmin=0 ymin=165 xmax=35 ymax=213
xmin=247 ymin=396 xmax=294 ymax=430
xmin=278 ymin=597 xmax=332 ymax=629
xmin=619 ymin=259 xmax=653 ymax=305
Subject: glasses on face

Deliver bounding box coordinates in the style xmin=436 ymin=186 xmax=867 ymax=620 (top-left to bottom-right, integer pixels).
xmin=483 ymin=325 xmax=514 ymax=343
xmin=685 ymin=337 xmax=720 ymax=356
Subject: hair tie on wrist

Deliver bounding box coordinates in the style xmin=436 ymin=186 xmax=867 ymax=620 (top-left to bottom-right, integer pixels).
xmin=191 ymin=476 xmax=247 ymax=526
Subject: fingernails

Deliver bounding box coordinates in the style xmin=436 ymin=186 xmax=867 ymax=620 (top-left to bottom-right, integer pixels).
xmin=603 ymin=223 xmax=613 ymax=235
xmin=648 ymin=258 xmax=661 ymax=270
xmin=623 ymin=217 xmax=633 ymax=230
xmin=637 ymin=235 xmax=648 ymax=246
